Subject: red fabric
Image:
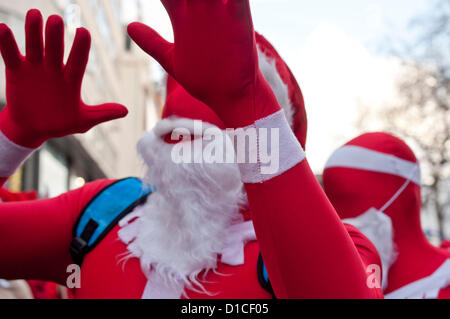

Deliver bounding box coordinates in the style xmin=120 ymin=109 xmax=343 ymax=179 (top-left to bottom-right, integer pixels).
xmin=0 ymin=3 xmax=382 ymax=299
xmin=27 ymin=280 xmax=61 ymax=300
xmin=163 ymin=76 xmax=226 ymax=129
xmin=0 ymin=178 xmax=268 ymax=298
xmin=162 ymin=33 xmax=309 ymax=149
xmin=438 ymin=286 xmax=450 ymax=298
xmin=0 ymin=10 xmax=127 ymax=149
xmin=138 ymin=2 xmax=379 ymax=298
xmin=0 ymin=188 xmax=37 ymax=202
xmin=0 ymin=179 xmax=113 ymax=284
xmin=0 ymin=177 xmax=381 ymax=298
xmin=345 ymin=224 xmax=383 ymax=270
xmin=125 ymin=1 xmax=380 ymax=298
xmin=441 ymin=240 xmax=450 ymax=250
xmin=323 ymin=132 xmax=450 ymax=298
xmin=127 ymin=1 xmax=280 ymax=129
xmin=255 ymin=33 xmax=307 ymax=149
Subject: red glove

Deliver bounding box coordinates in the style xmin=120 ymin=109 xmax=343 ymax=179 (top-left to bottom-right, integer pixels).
xmin=127 ymin=0 xmax=279 ymax=128
xmin=0 ymin=9 xmax=128 ymax=149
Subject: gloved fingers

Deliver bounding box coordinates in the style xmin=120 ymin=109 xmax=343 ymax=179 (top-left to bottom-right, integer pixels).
xmin=64 ymin=27 xmax=91 ymax=84
xmin=79 ymin=103 xmax=129 ymax=131
xmin=25 ymin=9 xmax=44 ymax=63
xmin=127 ymin=22 xmax=174 ymax=76
xmin=0 ymin=24 xmax=22 ymax=69
xmin=45 ymin=15 xmax=65 ymax=70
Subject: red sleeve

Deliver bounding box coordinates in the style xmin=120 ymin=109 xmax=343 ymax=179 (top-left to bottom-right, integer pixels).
xmin=0 ymin=188 xmax=37 ymax=202
xmin=246 ymin=160 xmax=382 ymax=299
xmin=0 ymin=179 xmax=114 ymax=285
xmin=438 ymin=285 xmax=450 ymax=299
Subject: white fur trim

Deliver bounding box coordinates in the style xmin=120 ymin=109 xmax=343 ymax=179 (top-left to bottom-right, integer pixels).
xmin=343 ymin=208 xmax=397 ymax=291
xmin=233 ymin=110 xmax=305 ymax=184
xmin=0 ymin=130 xmax=35 ymax=177
xmin=258 ymin=48 xmax=295 ymax=128
xmin=385 ymin=259 xmax=450 ymax=299
xmin=325 ymin=145 xmax=421 ymax=185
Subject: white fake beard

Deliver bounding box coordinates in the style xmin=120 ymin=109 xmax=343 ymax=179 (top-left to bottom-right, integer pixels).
xmin=118 ymin=122 xmax=246 ymax=294
xmin=344 ymin=208 xmax=398 ymax=291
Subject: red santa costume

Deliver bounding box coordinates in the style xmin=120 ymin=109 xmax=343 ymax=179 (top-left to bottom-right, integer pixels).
xmin=323 ymin=132 xmax=450 ymax=299
xmin=0 ymin=3 xmax=382 ymax=299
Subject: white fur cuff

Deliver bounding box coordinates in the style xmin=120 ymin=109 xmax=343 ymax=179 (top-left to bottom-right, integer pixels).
xmin=233 ymin=110 xmax=305 ymax=184
xmin=0 ymin=130 xmax=35 ymax=178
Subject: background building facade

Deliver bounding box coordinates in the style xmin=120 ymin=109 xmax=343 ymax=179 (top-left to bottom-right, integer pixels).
xmin=0 ymin=0 xmax=162 ymax=197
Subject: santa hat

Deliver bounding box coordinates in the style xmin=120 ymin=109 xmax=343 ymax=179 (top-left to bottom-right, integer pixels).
xmin=159 ymin=32 xmax=308 ymax=149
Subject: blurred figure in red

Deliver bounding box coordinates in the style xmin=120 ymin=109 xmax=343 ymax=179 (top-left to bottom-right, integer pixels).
xmin=323 ymin=132 xmax=450 ymax=299
xmin=1 ymin=188 xmax=65 ymax=299
xmin=0 ymin=187 xmax=37 ymax=202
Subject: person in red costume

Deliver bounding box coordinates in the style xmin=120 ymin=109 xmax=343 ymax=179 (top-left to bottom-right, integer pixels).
xmin=323 ymin=132 xmax=450 ymax=299
xmin=0 ymin=189 xmax=62 ymax=299
xmin=0 ymin=2 xmax=382 ymax=299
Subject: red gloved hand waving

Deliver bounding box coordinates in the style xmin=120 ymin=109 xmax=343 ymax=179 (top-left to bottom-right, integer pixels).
xmin=0 ymin=9 xmax=128 ymax=148
xmin=128 ymin=0 xmax=280 ymax=128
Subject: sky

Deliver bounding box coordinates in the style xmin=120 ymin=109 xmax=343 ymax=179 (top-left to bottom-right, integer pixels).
xmin=137 ymin=0 xmax=434 ymax=173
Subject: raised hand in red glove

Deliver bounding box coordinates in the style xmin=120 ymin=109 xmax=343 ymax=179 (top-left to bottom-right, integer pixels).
xmin=0 ymin=9 xmax=128 ymax=148
xmin=127 ymin=0 xmax=279 ymax=128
